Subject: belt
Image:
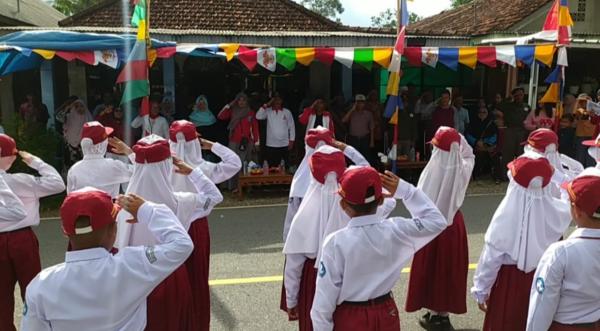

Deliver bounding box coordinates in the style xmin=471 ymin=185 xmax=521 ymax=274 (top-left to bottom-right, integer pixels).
xmin=342 ymin=292 xmax=393 ymax=307
xmin=1 ymin=226 xmax=31 ymax=234
xmin=553 ymin=320 xmax=600 ymax=329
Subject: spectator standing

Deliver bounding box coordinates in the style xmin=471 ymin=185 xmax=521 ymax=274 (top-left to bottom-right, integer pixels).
xmin=19 ymin=94 xmax=49 ymax=131
xmin=574 ymin=94 xmax=598 ymax=167
xmin=498 ymin=88 xmax=531 ymax=175
xmin=55 ymin=99 xmax=93 ymax=168
xmin=524 ymin=103 xmax=555 ymax=131
xmin=218 ymin=93 xmax=260 ymax=192
xmin=329 ymin=95 xmax=348 ymax=141
xmin=343 ymin=94 xmax=374 ymax=164
xmin=558 ymin=114 xmax=576 ymax=159
xmin=256 ymin=96 xmax=296 ymax=168
xmin=396 ymin=92 xmax=418 ymax=157
xmin=366 ymin=90 xmax=384 ymax=155
xmin=298 ymin=99 xmax=335 ymax=136
xmin=466 ymin=101 xmax=498 ymax=179
xmin=131 ymin=101 xmax=170 ymax=139
xmin=415 ymin=91 xmax=436 ymax=159
xmin=453 ymin=96 xmax=470 ymax=135
xmin=189 ymin=95 xmax=219 ymax=142
xmin=563 ymin=93 xmax=577 ymax=114
xmin=430 ymin=90 xmax=456 ymax=138
xmin=92 ymin=92 xmax=114 ymax=117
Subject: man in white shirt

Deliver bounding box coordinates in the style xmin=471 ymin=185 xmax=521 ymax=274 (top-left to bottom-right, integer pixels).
xmin=67 ymin=121 xmax=133 ymax=198
xmin=0 ymin=134 xmax=65 ymax=331
xmin=527 ymin=175 xmax=600 ymax=331
xmin=256 ymin=96 xmax=295 ymax=168
xmin=131 ymin=101 xmax=170 ymax=139
xmin=21 ymin=188 xmax=194 ymax=331
xmin=311 ymin=167 xmax=447 ymax=331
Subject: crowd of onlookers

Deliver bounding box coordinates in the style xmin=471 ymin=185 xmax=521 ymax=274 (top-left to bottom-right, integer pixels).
xmin=9 ymin=86 xmax=600 ymax=187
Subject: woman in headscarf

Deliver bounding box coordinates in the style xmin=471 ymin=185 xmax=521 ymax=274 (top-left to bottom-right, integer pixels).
xmin=466 ymin=100 xmax=498 ymax=178
xmin=472 ymin=156 xmax=571 ymax=331
xmin=218 ymin=93 xmax=260 ymax=192
xmin=55 ymin=99 xmax=93 ymax=168
xmin=406 ymin=126 xmax=475 ymax=331
xmin=189 ymin=95 xmax=218 ymax=142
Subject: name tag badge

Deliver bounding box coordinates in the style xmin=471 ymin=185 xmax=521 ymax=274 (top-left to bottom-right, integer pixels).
xmin=535 ymin=277 xmax=545 ymax=294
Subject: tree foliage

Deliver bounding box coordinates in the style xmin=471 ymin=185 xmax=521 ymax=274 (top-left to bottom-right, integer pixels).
xmin=53 ymin=0 xmax=103 ymax=16
xmin=300 ymin=0 xmax=344 ymax=22
xmin=451 ymin=0 xmax=474 ymax=9
xmin=370 ymin=9 xmax=421 ymax=29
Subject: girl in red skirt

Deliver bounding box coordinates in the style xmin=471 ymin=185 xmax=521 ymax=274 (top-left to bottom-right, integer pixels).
xmin=115 ymin=134 xmax=223 ymax=331
xmin=169 ymin=120 xmax=240 ymax=331
xmin=473 ymin=155 xmax=571 ymax=331
xmin=405 ymin=127 xmax=475 ymax=330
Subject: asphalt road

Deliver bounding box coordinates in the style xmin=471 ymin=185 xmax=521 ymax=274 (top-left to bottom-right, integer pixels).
xmin=15 ymin=193 xmax=513 ymax=330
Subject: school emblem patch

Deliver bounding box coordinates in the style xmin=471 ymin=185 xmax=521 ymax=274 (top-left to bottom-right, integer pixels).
xmin=536 ymin=277 xmax=545 ymax=294
xmin=145 ymin=246 xmax=157 ymax=264
xmin=319 ymin=262 xmax=326 ymax=278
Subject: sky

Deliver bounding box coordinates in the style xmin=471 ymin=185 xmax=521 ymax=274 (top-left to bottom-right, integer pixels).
xmin=338 ymin=0 xmax=452 ymax=27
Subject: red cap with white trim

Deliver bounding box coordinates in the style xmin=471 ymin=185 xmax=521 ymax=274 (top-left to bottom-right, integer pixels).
xmin=60 ymin=188 xmax=120 ymax=236
xmin=133 ymin=135 xmax=171 ymax=164
xmin=508 ymin=156 xmax=553 ymax=188
xmin=564 ymin=176 xmax=600 ymax=219
xmin=81 ymin=121 xmax=114 ymax=144
xmin=0 ymin=134 xmax=18 ymax=157
xmin=429 ymin=126 xmax=460 ymax=152
xmin=305 ymin=127 xmax=333 ymax=149
xmin=338 ymin=166 xmax=382 ymax=205
xmin=309 ymin=146 xmax=346 ymax=184
xmin=169 ymin=120 xmax=198 ymax=142
xmin=522 ymin=128 xmax=558 ymax=152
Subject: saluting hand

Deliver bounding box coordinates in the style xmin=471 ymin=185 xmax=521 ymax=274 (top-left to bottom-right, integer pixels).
xmin=173 ymin=157 xmax=194 ymax=175
xmin=330 ymin=139 xmax=347 ymax=151
xmin=117 ymin=193 xmax=146 ymax=223
xmin=199 ymin=138 xmax=214 ymax=150
xmin=478 ymin=299 xmax=489 ymax=313
xmin=287 ymin=306 xmax=299 ymax=321
xmin=18 ymin=151 xmax=35 ymax=166
xmin=379 ymin=170 xmax=400 ymax=197
xmin=108 ymin=137 xmax=133 ymax=155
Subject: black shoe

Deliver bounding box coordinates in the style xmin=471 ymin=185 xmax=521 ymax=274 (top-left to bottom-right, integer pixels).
xmin=419 ymin=313 xmax=455 ymax=331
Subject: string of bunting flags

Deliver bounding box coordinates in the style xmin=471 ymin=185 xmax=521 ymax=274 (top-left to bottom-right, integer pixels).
xmin=0 ymin=38 xmax=558 ymax=77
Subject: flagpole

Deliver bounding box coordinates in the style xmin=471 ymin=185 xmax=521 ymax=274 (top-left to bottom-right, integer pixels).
xmin=391 ymin=0 xmax=402 ymax=174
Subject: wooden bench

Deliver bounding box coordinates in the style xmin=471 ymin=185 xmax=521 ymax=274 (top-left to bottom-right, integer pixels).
xmin=237 ymin=173 xmax=293 ymax=200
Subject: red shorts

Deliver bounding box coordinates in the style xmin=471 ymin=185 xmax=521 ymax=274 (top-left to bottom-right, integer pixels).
xmin=333 ymin=294 xmax=400 ymax=331
xmin=0 ymin=227 xmax=41 ymax=331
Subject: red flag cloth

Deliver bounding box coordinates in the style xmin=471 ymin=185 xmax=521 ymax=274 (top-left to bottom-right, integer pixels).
xmin=156 ymin=47 xmax=177 ymax=59
xmin=116 ymin=59 xmax=148 ymax=83
xmin=543 ymin=0 xmax=560 ymax=30
xmin=237 ymin=46 xmax=258 ymax=71
xmin=55 ymin=51 xmax=95 ymax=65
xmin=405 ymin=47 xmax=422 ymax=67
xmin=558 ymin=26 xmax=570 ymax=45
xmin=394 ymin=26 xmax=406 ymax=55
xmin=314 ymin=48 xmax=335 ymax=66
xmin=140 ymin=97 xmax=150 ymax=117
xmin=477 ymin=47 xmax=497 ymax=68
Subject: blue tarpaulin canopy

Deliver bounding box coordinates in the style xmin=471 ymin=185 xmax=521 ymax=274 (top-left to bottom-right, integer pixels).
xmin=0 ymin=30 xmax=175 ymax=51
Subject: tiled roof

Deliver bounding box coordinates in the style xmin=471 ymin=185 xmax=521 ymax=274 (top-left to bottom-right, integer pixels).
xmin=59 ymin=0 xmax=344 ymax=32
xmin=0 ymin=0 xmax=65 ymax=27
xmin=407 ymin=0 xmax=553 ymax=37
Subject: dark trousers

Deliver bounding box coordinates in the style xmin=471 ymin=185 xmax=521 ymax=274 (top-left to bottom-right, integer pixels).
xmin=575 ymin=136 xmax=595 ymax=168
xmin=265 ymin=146 xmax=289 ymax=168
xmin=348 ymin=135 xmax=372 ymax=165
xmin=501 ymin=127 xmax=527 ymax=176
xmin=474 ymin=150 xmax=494 ymax=178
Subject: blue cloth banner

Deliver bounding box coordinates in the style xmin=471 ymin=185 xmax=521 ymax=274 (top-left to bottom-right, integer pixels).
xmin=515 ymin=46 xmax=535 ymax=66
xmin=438 ymin=48 xmax=459 ymax=71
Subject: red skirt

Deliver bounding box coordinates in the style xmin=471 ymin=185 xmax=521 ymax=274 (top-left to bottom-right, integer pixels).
xmin=405 ymin=210 xmax=469 ymax=314
xmin=550 ymin=321 xmax=600 ymax=331
xmin=146 ymin=264 xmax=196 ymax=331
xmin=185 ymin=217 xmax=211 ymax=331
xmin=298 ymin=259 xmax=317 ymax=331
xmin=483 ymin=265 xmax=535 ymax=331
xmin=333 ymin=296 xmax=401 ymax=331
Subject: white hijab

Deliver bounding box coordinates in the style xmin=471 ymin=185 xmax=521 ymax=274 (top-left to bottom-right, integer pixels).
xmin=417 ymin=134 xmax=474 ymax=224
xmin=64 ymin=100 xmax=93 ymax=147
xmin=484 ymin=160 xmax=571 ymax=273
xmin=524 ymin=144 xmax=584 ymax=197
xmin=289 ymin=127 xmax=331 ymax=198
xmin=116 ymin=135 xmax=198 ymax=247
xmin=588 ymin=146 xmax=600 ymax=169
xmin=170 ymin=132 xmax=204 ymax=193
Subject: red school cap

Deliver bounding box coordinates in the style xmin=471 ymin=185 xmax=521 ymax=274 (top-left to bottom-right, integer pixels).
xmin=60 ymin=188 xmax=120 ymax=236
xmin=309 ymin=145 xmax=346 ymax=184
xmin=133 ymin=135 xmax=172 ymax=164
xmin=0 ymin=134 xmax=18 ymax=157
xmin=563 ymin=176 xmax=600 ymax=218
xmin=338 ymin=166 xmax=382 ymax=205
xmin=508 ymin=156 xmax=553 ymax=188
xmin=521 ymin=128 xmax=559 ymax=152
xmin=169 ymin=120 xmax=199 ymax=142
xmin=429 ymin=126 xmax=461 ymax=152
xmin=305 ymin=127 xmax=333 ymax=149
xmin=81 ymin=121 xmax=114 ymax=144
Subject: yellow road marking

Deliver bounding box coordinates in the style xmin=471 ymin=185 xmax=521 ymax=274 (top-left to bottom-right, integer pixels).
xmin=209 ymin=264 xmax=479 ymax=286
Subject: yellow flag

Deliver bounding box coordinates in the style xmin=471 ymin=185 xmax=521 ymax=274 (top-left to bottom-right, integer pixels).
xmin=33 ymin=49 xmax=56 ymax=60
xmin=219 ymin=44 xmax=240 ymax=62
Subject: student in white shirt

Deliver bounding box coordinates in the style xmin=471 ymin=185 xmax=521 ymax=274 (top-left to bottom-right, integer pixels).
xmin=131 ymin=101 xmax=170 ymax=139
xmin=256 ymin=95 xmax=295 ymax=168
xmin=405 ymin=126 xmax=474 ymax=330
xmin=115 ymin=134 xmax=222 ymax=331
xmin=527 ymin=175 xmax=600 ymax=331
xmin=168 ymin=120 xmax=240 ymax=331
xmin=472 ymin=156 xmax=571 ymax=331
xmin=523 ymin=128 xmax=584 ymax=198
xmin=67 ymin=121 xmax=133 ymax=198
xmin=0 ymin=134 xmax=65 ymax=331
xmin=0 ymin=175 xmax=26 ymax=223
xmin=20 ymin=188 xmax=193 ymax=331
xmin=311 ymin=167 xmax=447 ymax=331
